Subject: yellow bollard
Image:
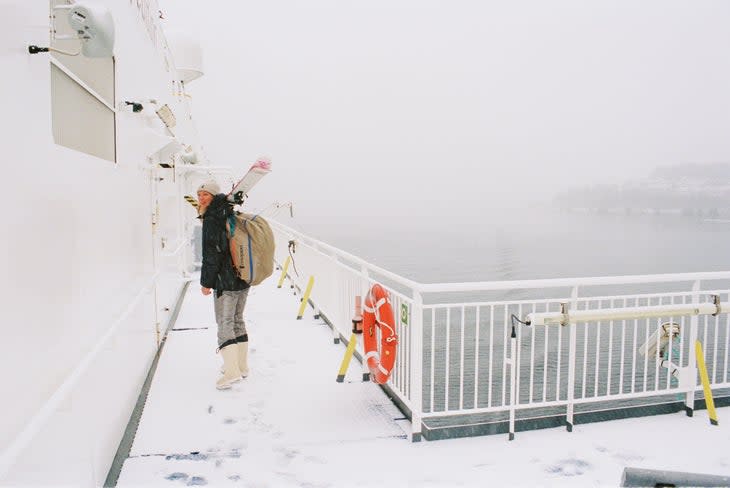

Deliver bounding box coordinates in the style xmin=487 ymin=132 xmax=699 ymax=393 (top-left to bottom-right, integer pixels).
xmin=277 ymin=256 xmax=291 ymax=289
xmin=695 ymin=340 xmax=719 ymax=425
xmin=296 ymin=276 xmax=315 ymax=320
xmin=336 ymin=333 xmax=358 ymax=382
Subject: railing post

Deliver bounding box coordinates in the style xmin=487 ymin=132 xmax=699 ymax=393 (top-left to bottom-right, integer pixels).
xmin=310 ymin=243 xmax=321 ymax=320
xmin=508 ymin=323 xmax=517 ymax=440
xmin=685 ymin=280 xmax=701 ymax=416
xmin=410 ymin=290 xmax=424 ymax=442
xmin=359 ymin=264 xmax=371 ymax=376
xmin=566 ymin=286 xmax=579 ymax=431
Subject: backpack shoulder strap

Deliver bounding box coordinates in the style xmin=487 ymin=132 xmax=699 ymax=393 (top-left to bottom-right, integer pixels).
xmin=227 ymin=214 xmax=236 ymax=237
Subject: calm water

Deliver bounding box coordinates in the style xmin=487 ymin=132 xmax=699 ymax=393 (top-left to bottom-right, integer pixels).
xmin=294 ymin=207 xmax=730 ymax=283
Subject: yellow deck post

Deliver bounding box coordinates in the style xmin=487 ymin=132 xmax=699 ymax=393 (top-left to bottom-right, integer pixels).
xmin=296 ymin=276 xmax=315 ymax=320
xmin=277 ymin=256 xmax=291 ymax=288
xmin=695 ymin=340 xmax=719 ymax=426
xmin=336 ymin=333 xmax=358 ymax=382
xmin=183 ymin=195 xmax=199 ymax=210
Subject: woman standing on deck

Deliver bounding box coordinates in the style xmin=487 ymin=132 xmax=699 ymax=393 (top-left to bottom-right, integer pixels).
xmin=197 ymin=180 xmax=251 ymax=390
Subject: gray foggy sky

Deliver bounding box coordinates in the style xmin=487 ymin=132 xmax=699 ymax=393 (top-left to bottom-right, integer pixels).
xmin=160 ymin=0 xmax=730 ymax=219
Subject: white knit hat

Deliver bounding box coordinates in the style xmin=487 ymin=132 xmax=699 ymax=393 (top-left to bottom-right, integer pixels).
xmin=197 ymin=180 xmax=220 ymax=195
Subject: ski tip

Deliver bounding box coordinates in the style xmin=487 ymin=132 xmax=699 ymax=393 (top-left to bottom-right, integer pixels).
xmin=252 ymin=156 xmax=272 ymax=171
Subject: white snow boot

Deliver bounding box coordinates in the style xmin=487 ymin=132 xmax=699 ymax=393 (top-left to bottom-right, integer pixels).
xmin=220 ymin=342 xmax=249 ymax=377
xmin=237 ymin=341 xmax=249 ymax=378
xmin=216 ymin=345 xmax=242 ymax=390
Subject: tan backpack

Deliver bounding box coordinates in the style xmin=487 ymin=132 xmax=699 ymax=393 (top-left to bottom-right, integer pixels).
xmin=227 ymin=212 xmax=275 ymax=286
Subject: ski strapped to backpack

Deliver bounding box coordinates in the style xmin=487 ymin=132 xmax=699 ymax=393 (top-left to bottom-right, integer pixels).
xmin=227 ymin=212 xmax=275 ymax=286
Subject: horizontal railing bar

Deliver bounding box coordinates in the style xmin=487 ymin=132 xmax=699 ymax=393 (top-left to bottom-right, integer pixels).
xmin=417 ymin=271 xmax=730 ymax=294
xmin=421 ymin=387 xmax=701 ymax=417
xmin=424 ymin=290 xmax=726 ymax=310
xmin=423 ymin=294 xmax=716 ymax=311
xmin=424 ymin=299 xmax=558 ymax=309
xmin=274 ymin=243 xmax=415 ymax=305
xmin=528 ymin=302 xmax=727 ymax=326
xmin=270 ymin=220 xmax=422 ymax=292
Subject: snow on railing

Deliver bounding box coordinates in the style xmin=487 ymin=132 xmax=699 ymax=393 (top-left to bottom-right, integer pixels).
xmin=269 ymin=220 xmax=730 ymax=441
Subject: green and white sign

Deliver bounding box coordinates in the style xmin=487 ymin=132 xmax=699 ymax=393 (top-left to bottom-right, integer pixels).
xmin=401 ymin=303 xmax=409 ymax=325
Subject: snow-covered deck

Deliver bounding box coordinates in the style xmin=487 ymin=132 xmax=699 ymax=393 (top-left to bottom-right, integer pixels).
xmin=116 ymin=274 xmax=730 ymax=487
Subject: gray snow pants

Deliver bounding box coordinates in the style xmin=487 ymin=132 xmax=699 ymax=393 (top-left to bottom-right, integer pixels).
xmin=214 ymin=289 xmax=249 ymax=349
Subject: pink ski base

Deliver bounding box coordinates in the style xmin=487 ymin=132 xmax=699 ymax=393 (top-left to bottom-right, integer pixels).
xmin=226 ymin=157 xmax=272 ymax=202
xmin=252 ymin=157 xmax=272 ymax=171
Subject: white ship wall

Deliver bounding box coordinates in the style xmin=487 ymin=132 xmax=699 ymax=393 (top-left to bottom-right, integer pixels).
xmin=1 ymin=1 xmax=201 ymax=485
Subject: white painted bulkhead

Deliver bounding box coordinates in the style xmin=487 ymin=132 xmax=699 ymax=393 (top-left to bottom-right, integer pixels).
xmin=0 ymin=1 xmax=203 ymax=485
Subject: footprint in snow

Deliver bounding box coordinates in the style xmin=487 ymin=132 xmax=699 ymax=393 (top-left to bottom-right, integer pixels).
xmin=275 ymin=447 xmax=299 ymax=466
xmin=613 ymin=452 xmax=645 ymax=462
xmin=545 ymin=459 xmax=591 ymax=477
xmin=165 ymin=472 xmax=188 ymax=481
xmin=303 ymin=455 xmax=327 ymax=465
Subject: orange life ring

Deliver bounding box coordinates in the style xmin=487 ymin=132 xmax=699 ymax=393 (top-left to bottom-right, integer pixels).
xmin=362 ymin=284 xmax=398 ymax=384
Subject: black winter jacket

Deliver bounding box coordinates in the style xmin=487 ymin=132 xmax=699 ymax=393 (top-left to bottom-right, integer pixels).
xmin=200 ymin=194 xmax=249 ymax=294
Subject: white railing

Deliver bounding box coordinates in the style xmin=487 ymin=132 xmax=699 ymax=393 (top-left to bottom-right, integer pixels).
xmin=270 ymin=220 xmax=730 ymax=441
xmin=270 ymin=221 xmax=422 ymax=423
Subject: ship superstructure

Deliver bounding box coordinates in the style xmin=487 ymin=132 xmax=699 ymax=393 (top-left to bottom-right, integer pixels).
xmin=2 ymin=1 xmax=209 ymax=484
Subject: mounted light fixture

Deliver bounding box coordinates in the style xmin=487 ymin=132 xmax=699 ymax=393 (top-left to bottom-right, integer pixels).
xmin=67 ymin=2 xmax=115 ymax=57
xmin=29 ymin=2 xmax=115 ymax=58
xmin=124 ymin=101 xmax=144 ymax=113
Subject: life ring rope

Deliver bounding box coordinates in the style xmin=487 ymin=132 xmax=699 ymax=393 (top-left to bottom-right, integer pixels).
xmin=363 ymin=297 xmax=388 ymax=315
xmin=363 ymin=297 xmax=397 ymax=337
